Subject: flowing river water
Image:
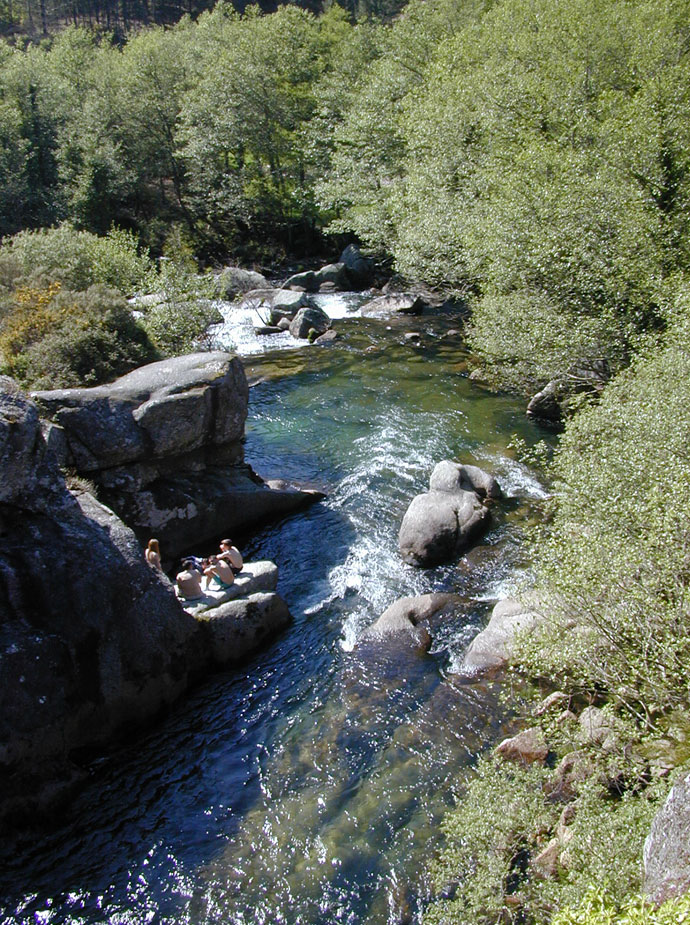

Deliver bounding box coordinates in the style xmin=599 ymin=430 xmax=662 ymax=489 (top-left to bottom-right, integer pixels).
xmin=0 ymin=295 xmax=550 ymax=925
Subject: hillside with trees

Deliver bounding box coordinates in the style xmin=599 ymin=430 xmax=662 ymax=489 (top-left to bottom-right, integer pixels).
xmin=1 ymin=0 xmax=690 ymax=921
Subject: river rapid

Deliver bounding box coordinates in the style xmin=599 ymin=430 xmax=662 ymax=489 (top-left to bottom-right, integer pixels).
xmin=0 ymin=296 xmax=549 ymax=925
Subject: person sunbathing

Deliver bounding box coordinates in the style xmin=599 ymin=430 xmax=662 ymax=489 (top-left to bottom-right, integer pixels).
xmin=176 ymin=559 xmax=204 ymax=600
xmin=204 ymin=555 xmax=235 ymax=591
xmin=218 ymin=538 xmax=243 ymax=574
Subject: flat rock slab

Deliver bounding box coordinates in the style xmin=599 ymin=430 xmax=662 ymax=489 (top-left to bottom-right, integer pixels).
xmin=32 ymin=352 xmax=248 ymax=470
xmin=179 ymin=560 xmax=279 ymax=615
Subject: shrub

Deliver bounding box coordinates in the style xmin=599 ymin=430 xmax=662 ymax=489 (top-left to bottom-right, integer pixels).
xmin=0 ymin=282 xmax=157 ymax=388
xmin=0 ymin=224 xmax=155 ymax=294
xmin=552 ymin=889 xmax=690 ymax=925
xmin=515 ymin=286 xmax=690 ymax=724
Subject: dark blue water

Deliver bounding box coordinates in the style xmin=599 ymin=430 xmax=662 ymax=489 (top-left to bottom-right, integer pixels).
xmin=0 ymin=310 xmax=548 ymax=924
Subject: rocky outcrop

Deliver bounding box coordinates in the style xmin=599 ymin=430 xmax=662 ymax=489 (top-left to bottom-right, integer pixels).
xmin=398 ymin=462 xmax=499 ymax=567
xmin=282 ymin=245 xmax=375 ymax=293
xmin=459 ymin=596 xmax=541 ymax=676
xmin=0 ymin=385 xmax=203 ymax=821
xmin=644 ymin=771 xmax=690 ymax=905
xmin=32 ymin=353 xmax=322 ymax=560
xmin=0 ymin=382 xmax=297 ymax=824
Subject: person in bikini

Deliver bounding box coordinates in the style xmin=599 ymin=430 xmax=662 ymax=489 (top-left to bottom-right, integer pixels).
xmin=204 ymin=555 xmax=235 ymax=591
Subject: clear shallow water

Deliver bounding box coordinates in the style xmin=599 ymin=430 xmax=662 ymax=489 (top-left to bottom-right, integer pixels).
xmin=0 ymin=302 xmax=549 ymax=925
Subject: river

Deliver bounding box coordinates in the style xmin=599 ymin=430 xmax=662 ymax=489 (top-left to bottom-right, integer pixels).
xmin=0 ymin=295 xmax=549 ymax=925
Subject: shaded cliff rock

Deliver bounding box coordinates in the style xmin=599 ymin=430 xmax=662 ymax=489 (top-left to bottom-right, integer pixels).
xmin=31 ymin=352 xmax=322 ymax=560
xmin=398 ymin=461 xmax=499 ymax=567
xmin=0 ymin=383 xmax=296 ymax=825
xmin=0 ymin=385 xmax=203 ymax=822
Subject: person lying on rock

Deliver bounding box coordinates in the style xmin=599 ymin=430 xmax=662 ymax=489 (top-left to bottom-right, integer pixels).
xmin=218 ymin=538 xmax=243 ymax=574
xmin=204 ymin=555 xmax=235 ymax=591
xmin=176 ymin=559 xmax=204 ymax=601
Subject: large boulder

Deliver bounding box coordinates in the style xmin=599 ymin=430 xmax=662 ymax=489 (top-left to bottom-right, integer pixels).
xmin=429 ymin=460 xmax=503 ymax=500
xmin=339 ymin=244 xmax=374 ymax=289
xmin=459 ymin=596 xmax=541 ymax=677
xmin=289 ymin=305 xmax=331 ymax=340
xmin=398 ymin=461 xmax=499 ymax=567
xmin=644 ymin=771 xmax=690 ymax=905
xmin=0 ymin=385 xmax=205 ymax=822
xmin=32 ymin=353 xmax=322 ymax=559
xmin=216 ymin=267 xmax=270 ymax=300
xmin=196 ymin=592 xmax=291 ymax=664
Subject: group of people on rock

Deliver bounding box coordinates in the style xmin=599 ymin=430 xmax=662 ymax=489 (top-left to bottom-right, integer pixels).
xmin=145 ymin=537 xmax=244 ymax=602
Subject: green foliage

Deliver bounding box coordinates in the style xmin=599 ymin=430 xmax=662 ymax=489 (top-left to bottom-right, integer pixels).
xmin=424 ymin=753 xmax=669 ymax=924
xmin=552 ymin=889 xmax=690 ymax=925
xmin=425 ymin=757 xmax=559 ymax=924
xmin=0 ymin=224 xmax=155 ymax=293
xmin=514 ymin=284 xmax=690 ymax=723
xmin=0 ymin=281 xmax=157 ymax=388
xmin=136 ymin=258 xmax=223 ymax=356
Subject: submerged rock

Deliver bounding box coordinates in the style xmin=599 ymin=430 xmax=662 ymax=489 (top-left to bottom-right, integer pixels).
xmin=360 ymin=593 xmax=461 ymax=650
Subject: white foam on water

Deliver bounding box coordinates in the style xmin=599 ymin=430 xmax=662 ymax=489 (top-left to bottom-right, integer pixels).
xmin=208 ymin=292 xmax=368 ymax=357
xmin=479 ymin=453 xmax=550 ymax=500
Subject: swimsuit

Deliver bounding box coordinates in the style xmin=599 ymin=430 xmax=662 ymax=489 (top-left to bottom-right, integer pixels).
xmin=211 ymin=575 xmax=234 ymax=590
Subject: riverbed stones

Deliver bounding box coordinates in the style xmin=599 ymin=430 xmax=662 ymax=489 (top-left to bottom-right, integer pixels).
xmin=398 ymin=461 xmax=499 ymax=567
xmin=32 ymin=352 xmax=322 ymax=559
xmin=459 ymin=595 xmax=541 ymax=676
xmin=644 ymin=770 xmax=690 ymax=905
xmin=361 ymin=293 xmax=425 ymax=317
xmin=495 ymin=727 xmax=549 ymax=765
xmin=289 ymin=305 xmax=331 ymax=340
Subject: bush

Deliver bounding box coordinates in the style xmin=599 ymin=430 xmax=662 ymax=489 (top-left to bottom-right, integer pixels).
xmin=0 ymin=224 xmax=155 ymax=294
xmin=515 ymin=284 xmax=690 ymax=722
xmin=552 ymin=889 xmax=690 ymax=925
xmin=0 ymin=282 xmax=157 ymax=388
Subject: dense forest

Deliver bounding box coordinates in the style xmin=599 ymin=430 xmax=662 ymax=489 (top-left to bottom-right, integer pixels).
xmin=2 ymin=0 xmax=690 ymax=922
